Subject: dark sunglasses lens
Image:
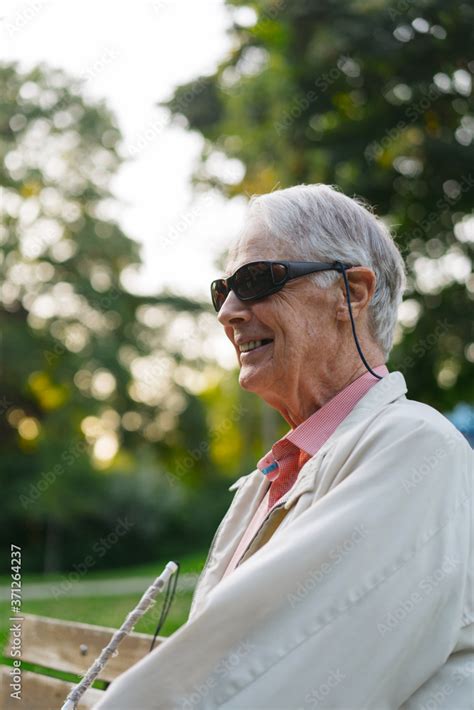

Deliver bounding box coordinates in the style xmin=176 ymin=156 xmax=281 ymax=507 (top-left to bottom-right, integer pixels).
xmin=211 ymin=280 xmax=229 ymax=311
xmin=234 ymin=262 xmax=277 ymax=298
xmin=271 ymin=263 xmax=287 ymax=284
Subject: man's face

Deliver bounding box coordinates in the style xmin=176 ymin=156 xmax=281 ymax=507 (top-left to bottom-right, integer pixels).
xmin=217 ymin=220 xmax=340 ymax=408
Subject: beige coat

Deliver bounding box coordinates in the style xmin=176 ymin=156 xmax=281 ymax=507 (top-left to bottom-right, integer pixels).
xmin=95 ymin=372 xmax=473 ymax=709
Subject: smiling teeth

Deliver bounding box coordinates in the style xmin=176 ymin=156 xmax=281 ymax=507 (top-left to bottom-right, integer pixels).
xmin=240 ymin=340 xmax=266 ymax=353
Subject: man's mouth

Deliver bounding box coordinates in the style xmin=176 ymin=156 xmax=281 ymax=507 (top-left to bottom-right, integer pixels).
xmin=238 ymin=339 xmax=273 ymax=353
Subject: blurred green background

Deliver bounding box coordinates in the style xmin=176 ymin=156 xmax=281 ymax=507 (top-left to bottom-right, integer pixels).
xmin=0 ymin=0 xmax=473 ymax=638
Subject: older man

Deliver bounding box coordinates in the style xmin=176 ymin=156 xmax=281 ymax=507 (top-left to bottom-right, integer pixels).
xmin=96 ymin=185 xmax=473 ymax=709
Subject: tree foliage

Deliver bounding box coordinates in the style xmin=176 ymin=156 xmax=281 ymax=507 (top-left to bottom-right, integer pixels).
xmin=0 ymin=62 xmax=255 ymax=572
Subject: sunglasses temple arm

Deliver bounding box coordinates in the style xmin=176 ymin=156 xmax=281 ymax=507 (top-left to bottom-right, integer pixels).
xmin=336 ymin=262 xmax=383 ymax=380
xmin=287 ymin=263 xmax=343 ymax=278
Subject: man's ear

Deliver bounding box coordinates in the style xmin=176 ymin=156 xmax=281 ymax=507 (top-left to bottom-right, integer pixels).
xmin=335 ymin=267 xmax=376 ymax=321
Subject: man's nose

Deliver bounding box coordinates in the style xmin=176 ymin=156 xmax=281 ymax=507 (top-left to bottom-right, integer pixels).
xmin=217 ymin=289 xmax=252 ymax=326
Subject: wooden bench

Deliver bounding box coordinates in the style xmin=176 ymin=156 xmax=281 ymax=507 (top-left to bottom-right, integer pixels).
xmin=0 ymin=613 xmax=164 ymax=709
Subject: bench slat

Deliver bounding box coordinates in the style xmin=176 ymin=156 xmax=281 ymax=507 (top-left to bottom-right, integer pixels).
xmin=0 ymin=666 xmax=104 ymax=709
xmin=4 ymin=613 xmax=165 ymax=682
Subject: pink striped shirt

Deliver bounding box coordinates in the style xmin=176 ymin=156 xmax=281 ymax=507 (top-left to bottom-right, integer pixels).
xmin=222 ymin=365 xmax=389 ymax=579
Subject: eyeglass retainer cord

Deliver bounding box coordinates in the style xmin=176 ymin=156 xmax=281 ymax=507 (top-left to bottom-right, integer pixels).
xmin=335 ymin=261 xmax=383 ymax=381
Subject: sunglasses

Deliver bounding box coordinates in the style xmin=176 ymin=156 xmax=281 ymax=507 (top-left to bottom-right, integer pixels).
xmin=210 ymin=260 xmax=354 ymax=312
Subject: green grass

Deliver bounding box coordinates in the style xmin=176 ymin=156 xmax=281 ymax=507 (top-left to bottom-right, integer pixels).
xmin=0 ymin=548 xmax=207 ymax=586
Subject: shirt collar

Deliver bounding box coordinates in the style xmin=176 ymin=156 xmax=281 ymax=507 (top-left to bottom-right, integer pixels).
xmin=258 ymin=365 xmax=389 ymax=475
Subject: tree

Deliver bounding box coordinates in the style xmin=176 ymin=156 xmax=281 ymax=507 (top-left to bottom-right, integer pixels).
xmin=0 ymin=62 xmax=244 ymax=571
xmin=162 ymin=0 xmax=474 ymax=411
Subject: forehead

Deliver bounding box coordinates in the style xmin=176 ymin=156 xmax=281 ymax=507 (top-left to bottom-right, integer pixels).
xmin=224 ymin=220 xmax=292 ymax=277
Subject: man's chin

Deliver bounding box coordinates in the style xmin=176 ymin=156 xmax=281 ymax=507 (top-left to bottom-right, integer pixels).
xmin=238 ymin=365 xmax=268 ymax=393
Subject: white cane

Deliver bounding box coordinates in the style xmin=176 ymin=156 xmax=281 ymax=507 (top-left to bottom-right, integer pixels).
xmin=61 ymin=560 xmax=179 ymax=710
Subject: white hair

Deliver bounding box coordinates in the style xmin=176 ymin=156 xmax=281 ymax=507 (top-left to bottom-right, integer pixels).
xmin=244 ymin=184 xmax=406 ymax=358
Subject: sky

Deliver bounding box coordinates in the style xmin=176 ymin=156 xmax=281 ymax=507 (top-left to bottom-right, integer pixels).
xmin=0 ymin=0 xmax=248 ymax=303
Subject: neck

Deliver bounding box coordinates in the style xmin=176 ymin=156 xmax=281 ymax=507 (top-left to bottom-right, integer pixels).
xmin=263 ymin=347 xmax=385 ymax=428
